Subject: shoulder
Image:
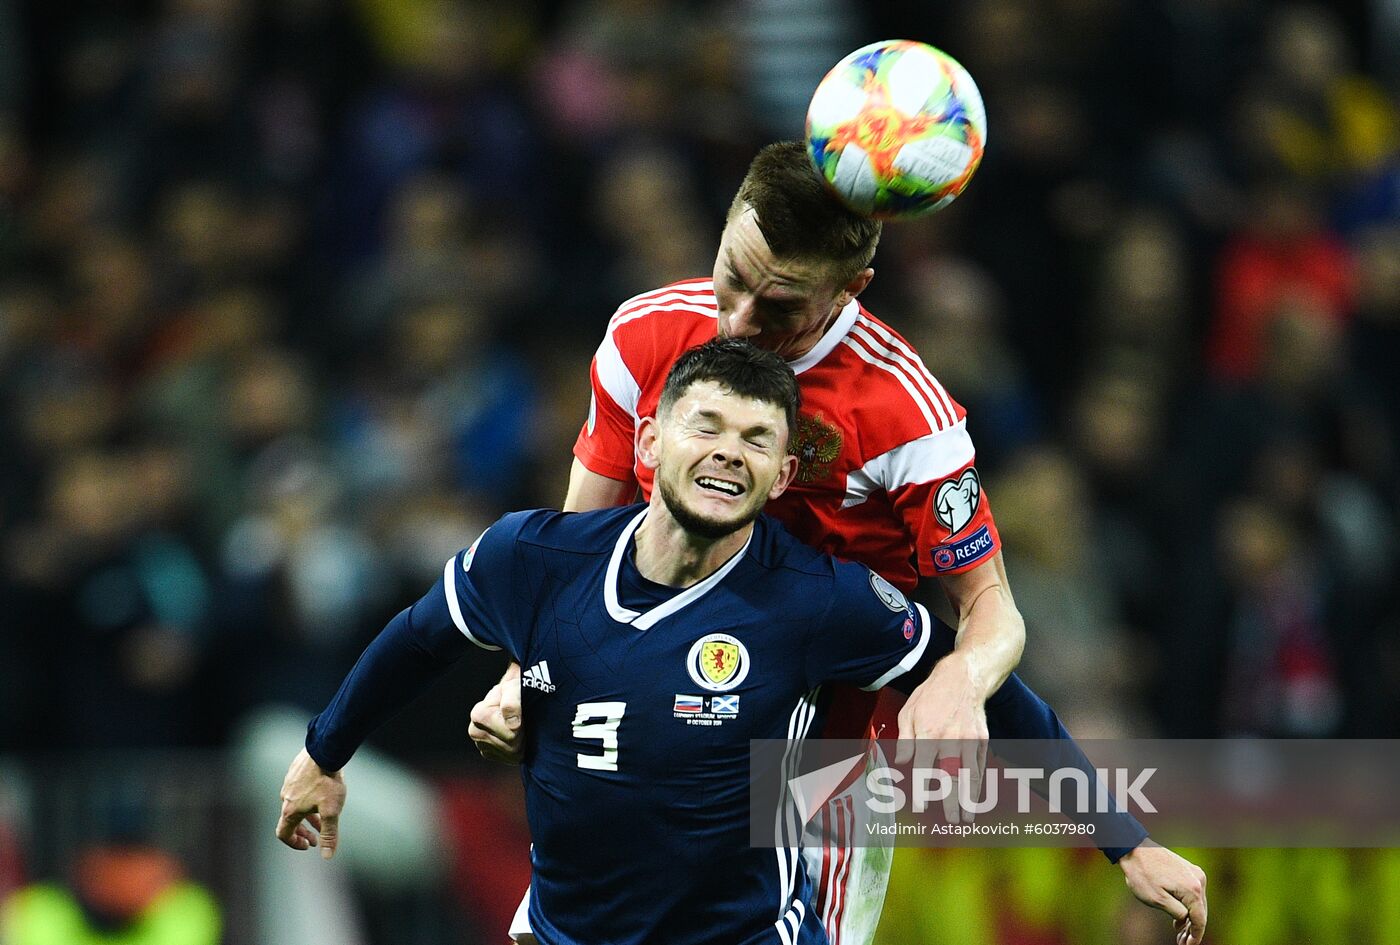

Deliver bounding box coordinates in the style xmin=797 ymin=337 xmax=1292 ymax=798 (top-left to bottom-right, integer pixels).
xmin=747 ymin=515 xmax=837 ymax=582
xmin=498 ymin=504 xmax=642 ymax=556
xmin=833 ymin=307 xmax=967 ymax=440
xmin=607 ymin=278 xmax=717 ymax=331
xmin=746 ymin=518 xmax=907 ymax=626
xmin=593 ymin=279 xmax=717 ymax=416
xmin=603 ymin=279 xmax=717 ymax=357
xmin=828 ymin=311 xmax=981 ymax=498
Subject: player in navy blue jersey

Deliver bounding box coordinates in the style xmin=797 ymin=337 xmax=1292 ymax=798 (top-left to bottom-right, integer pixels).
xmin=276 ymin=339 xmax=1205 ymax=945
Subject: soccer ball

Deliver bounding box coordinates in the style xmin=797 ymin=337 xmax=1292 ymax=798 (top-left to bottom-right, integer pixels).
xmin=806 ymin=40 xmax=987 ymax=219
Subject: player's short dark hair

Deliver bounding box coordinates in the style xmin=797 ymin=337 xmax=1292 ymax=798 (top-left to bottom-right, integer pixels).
xmin=729 ymin=140 xmax=882 ymax=285
xmin=658 ymin=338 xmax=801 ymax=440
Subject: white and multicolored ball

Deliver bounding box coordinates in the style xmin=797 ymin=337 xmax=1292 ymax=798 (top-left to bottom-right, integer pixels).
xmin=806 ymin=40 xmax=987 ymax=219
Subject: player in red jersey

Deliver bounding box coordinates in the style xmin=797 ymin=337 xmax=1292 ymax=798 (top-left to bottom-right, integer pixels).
xmin=474 ymin=142 xmax=1207 ymax=945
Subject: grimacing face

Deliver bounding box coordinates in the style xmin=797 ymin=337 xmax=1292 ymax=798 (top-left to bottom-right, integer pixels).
xmin=712 ymin=206 xmax=870 ymax=361
xmin=642 ymin=380 xmax=798 ymax=540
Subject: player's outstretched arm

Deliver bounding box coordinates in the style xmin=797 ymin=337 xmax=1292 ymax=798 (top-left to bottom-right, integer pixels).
xmin=890 ymin=622 xmax=1152 ymax=862
xmin=895 ymin=552 xmax=1024 ymax=778
xmin=922 ymin=551 xmax=1025 ymax=715
xmin=938 ymin=550 xmax=1026 ymax=689
xmin=900 ymin=640 xmax=1202 ymax=942
xmin=979 ymin=665 xmax=1205 ymax=942
xmin=277 ymin=583 xmax=477 ymax=855
xmin=276 ymin=748 xmax=347 ymax=860
xmin=1118 ymin=843 xmax=1208 ymax=945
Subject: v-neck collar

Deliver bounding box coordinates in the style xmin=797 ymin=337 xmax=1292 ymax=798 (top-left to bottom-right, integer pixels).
xmin=603 ymin=508 xmax=753 ymax=630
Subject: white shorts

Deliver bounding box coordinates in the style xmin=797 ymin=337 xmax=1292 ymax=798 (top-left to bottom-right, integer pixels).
xmin=799 ymin=746 xmax=895 ymax=945
xmin=508 ymin=886 xmax=535 ymax=943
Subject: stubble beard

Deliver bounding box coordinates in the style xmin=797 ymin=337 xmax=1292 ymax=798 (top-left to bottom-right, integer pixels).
xmin=657 ymin=473 xmax=762 ymax=541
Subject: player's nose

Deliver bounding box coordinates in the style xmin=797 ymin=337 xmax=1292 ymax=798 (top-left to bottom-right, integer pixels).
xmin=711 ymin=443 xmax=744 ymax=468
xmin=725 ymin=302 xmax=761 ymax=339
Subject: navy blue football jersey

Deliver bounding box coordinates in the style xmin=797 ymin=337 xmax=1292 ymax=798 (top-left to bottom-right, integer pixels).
xmin=437 ymin=505 xmax=936 ymax=945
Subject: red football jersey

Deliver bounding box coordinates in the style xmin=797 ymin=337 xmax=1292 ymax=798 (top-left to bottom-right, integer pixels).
xmin=574 ymin=278 xmax=1002 ymax=593
xmin=571 ymin=276 xmax=1002 ymax=920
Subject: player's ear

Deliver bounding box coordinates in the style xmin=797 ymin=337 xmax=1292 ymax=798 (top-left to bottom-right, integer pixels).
xmin=636 ymin=416 xmax=661 ymax=470
xmin=767 ymin=453 xmax=799 ymax=501
xmin=836 ymin=267 xmax=874 ymax=308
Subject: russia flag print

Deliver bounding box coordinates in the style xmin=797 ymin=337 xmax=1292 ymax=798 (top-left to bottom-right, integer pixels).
xmin=673 ymin=695 xmax=704 ymax=713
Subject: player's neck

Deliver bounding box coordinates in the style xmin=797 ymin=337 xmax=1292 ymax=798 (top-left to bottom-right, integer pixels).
xmin=781 ymin=304 xmax=844 ymax=362
xmin=632 ymin=507 xmax=752 ymax=588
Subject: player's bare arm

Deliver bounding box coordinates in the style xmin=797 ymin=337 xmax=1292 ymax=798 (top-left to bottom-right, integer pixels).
xmin=563 ymin=458 xmax=637 ymax=510
xmin=468 ymin=459 xmax=637 ymax=763
xmin=934 ymin=549 xmax=1025 ymax=695
xmin=894 ymin=549 xmax=1024 ymax=788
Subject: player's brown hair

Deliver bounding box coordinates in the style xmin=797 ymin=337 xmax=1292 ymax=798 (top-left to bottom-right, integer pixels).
xmin=729 ymin=141 xmax=882 ymax=285
xmin=658 ymin=338 xmax=801 ymax=443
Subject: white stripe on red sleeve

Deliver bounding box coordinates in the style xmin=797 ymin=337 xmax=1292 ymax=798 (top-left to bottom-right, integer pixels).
xmin=840 ymin=421 xmax=977 ymax=509
xmin=609 ymin=301 xmax=717 ymax=332
xmin=839 ymin=335 xmax=940 ymax=433
xmin=854 ymin=315 xmax=959 ymax=422
xmin=594 ymin=331 xmax=642 ymax=420
xmin=608 ymin=282 xmax=716 ymax=329
xmin=848 ymin=320 xmax=954 ymax=428
xmin=614 ymin=278 xmax=714 ymax=311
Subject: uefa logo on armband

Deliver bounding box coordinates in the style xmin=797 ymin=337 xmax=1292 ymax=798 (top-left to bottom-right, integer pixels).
xmin=931 ymin=525 xmax=994 ymax=573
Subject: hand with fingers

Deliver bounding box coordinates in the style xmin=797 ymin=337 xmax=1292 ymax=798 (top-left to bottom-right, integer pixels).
xmin=469 ymin=662 xmax=523 ymax=764
xmin=894 ymin=653 xmax=990 ymax=824
xmin=1118 ymin=843 xmax=1208 ymax=945
xmin=275 ymin=748 xmax=347 ymax=860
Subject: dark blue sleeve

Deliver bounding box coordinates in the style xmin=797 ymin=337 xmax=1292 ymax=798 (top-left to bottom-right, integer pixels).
xmin=886 ymin=610 xmax=950 ymax=697
xmin=303 ymin=511 xmax=539 ymax=770
xmin=888 ymin=618 xmax=1148 ymax=862
xmin=440 ymin=512 xmax=539 ymax=660
xmin=987 ymin=674 xmax=1149 ymax=862
xmin=305 ymin=584 xmax=469 ymax=771
xmin=805 ymin=563 xmax=936 ymax=691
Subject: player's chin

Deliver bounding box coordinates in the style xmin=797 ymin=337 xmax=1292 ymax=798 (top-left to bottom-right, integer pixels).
xmin=675 ymin=495 xmax=761 ymax=539
xmin=692 ymin=482 xmax=761 ymax=516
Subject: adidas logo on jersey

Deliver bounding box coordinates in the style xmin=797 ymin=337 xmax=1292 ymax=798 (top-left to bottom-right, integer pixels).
xmin=522 ymin=661 xmax=556 ymax=693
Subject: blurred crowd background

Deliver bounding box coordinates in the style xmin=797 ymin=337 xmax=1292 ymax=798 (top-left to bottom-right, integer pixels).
xmin=0 ymin=0 xmax=1398 ymax=943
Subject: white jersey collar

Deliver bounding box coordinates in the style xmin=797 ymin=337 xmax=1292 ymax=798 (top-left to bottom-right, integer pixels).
xmin=786 ymin=298 xmax=859 ymax=375
xmin=604 ymin=508 xmax=753 ymax=630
